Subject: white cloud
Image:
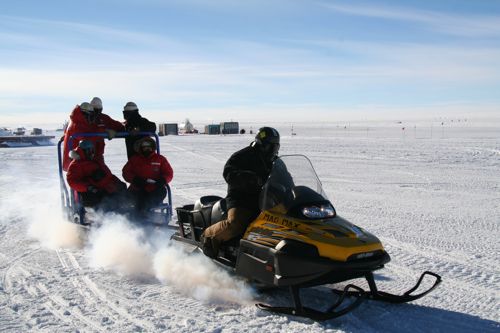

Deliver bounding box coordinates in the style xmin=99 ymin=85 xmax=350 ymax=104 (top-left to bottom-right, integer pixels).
xmin=0 ymin=15 xmax=174 ymax=47
xmin=322 ymin=2 xmax=500 ymax=37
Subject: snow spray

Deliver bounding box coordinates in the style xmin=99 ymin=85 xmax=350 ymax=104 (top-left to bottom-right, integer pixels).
xmin=0 ymin=181 xmax=84 ymax=249
xmin=153 ymin=246 xmax=254 ymax=305
xmin=86 ymin=214 xmax=154 ymax=276
xmin=86 ymin=215 xmax=254 ymax=305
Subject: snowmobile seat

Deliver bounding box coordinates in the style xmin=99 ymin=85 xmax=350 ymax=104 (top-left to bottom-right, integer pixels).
xmin=193 ymin=195 xmax=222 ymax=228
xmin=210 ymin=198 xmax=228 ymax=226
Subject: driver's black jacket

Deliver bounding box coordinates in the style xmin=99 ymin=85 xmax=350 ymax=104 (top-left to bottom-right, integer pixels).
xmin=124 ymin=113 xmax=156 ymax=159
xmin=223 ymin=144 xmax=273 ymax=211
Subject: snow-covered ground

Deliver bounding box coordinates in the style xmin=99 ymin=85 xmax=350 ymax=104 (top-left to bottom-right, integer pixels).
xmin=0 ymin=121 xmax=499 ymax=332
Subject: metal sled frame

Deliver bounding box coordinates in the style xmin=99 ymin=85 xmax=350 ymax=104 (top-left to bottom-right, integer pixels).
xmin=57 ymin=132 xmax=173 ymax=226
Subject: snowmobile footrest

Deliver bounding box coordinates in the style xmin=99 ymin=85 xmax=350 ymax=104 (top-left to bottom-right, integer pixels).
xmin=256 ymin=284 xmax=365 ymax=321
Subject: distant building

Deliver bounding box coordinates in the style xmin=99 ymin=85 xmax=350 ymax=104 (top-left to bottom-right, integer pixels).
xmin=13 ymin=127 xmax=26 ymax=136
xmin=158 ymin=123 xmax=179 ymax=136
xmin=205 ymin=124 xmax=220 ymax=135
xmin=220 ymin=122 xmax=239 ymax=134
xmin=31 ymin=128 xmax=43 ymax=135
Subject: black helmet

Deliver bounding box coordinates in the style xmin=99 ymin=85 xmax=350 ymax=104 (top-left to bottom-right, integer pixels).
xmin=78 ymin=139 xmax=95 ymax=160
xmin=254 ymin=127 xmax=280 ymax=160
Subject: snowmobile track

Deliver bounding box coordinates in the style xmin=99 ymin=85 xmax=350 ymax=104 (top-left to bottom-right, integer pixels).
xmin=57 ymin=249 xmax=158 ymax=331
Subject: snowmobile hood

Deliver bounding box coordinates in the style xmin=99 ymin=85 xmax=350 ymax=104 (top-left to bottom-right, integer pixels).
xmin=243 ymin=210 xmax=384 ymax=262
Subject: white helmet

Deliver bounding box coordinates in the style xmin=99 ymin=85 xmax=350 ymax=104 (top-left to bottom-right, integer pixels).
xmin=123 ymin=101 xmax=138 ymax=112
xmin=90 ymin=97 xmax=103 ymax=110
xmin=80 ymin=102 xmax=94 ymax=114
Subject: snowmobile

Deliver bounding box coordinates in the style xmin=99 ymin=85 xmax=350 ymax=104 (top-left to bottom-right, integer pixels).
xmin=57 ymin=132 xmax=173 ymax=227
xmin=172 ymin=154 xmax=441 ymax=320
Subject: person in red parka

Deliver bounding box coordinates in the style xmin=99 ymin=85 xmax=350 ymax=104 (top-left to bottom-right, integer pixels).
xmin=62 ymin=99 xmax=124 ymax=171
xmin=90 ymin=97 xmax=125 ymax=137
xmin=67 ymin=140 xmax=127 ymax=211
xmin=122 ymin=137 xmax=173 ymax=215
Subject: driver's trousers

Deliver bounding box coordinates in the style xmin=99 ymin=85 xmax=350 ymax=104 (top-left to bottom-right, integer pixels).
xmin=202 ymin=206 xmax=258 ymax=255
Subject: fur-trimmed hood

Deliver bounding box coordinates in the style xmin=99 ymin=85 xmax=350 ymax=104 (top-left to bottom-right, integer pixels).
xmin=133 ymin=136 xmax=156 ymax=153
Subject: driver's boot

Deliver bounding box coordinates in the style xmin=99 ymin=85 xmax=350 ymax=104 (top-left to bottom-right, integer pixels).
xmin=200 ymin=235 xmax=217 ymax=259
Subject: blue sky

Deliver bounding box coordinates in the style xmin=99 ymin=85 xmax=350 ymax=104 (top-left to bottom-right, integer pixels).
xmin=1 ymin=0 xmax=499 ymax=126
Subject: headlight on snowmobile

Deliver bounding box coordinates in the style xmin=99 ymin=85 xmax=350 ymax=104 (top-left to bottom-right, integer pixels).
xmin=302 ymin=204 xmax=336 ymax=219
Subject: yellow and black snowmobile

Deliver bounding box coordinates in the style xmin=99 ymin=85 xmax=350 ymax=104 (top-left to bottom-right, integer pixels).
xmin=172 ymin=155 xmax=441 ymax=320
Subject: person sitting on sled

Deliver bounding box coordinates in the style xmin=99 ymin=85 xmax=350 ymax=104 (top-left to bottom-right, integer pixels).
xmin=66 ymin=140 xmax=128 ymax=211
xmin=201 ymin=127 xmax=281 ymax=258
xmin=62 ymin=101 xmax=122 ymax=171
xmin=122 ymin=137 xmax=173 ymax=217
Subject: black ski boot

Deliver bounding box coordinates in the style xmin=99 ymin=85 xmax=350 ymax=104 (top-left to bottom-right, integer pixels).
xmin=200 ymin=235 xmax=216 ymax=259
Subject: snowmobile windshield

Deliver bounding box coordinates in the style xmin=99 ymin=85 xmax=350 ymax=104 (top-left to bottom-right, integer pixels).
xmin=259 ymin=155 xmax=334 ymax=218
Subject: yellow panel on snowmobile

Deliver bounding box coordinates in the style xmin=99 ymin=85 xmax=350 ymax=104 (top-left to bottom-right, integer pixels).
xmin=243 ymin=211 xmax=385 ymax=262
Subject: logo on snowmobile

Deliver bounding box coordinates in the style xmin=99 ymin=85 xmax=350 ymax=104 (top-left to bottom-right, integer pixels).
xmin=263 ymin=213 xmax=299 ymax=229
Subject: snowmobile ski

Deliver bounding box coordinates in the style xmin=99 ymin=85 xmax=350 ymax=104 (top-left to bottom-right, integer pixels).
xmin=256 ymin=284 xmax=365 ymax=321
xmin=334 ymin=271 xmax=442 ymax=304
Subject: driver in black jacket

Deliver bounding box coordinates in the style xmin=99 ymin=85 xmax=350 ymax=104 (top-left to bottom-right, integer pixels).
xmin=122 ymin=101 xmax=157 ymax=159
xmin=201 ymin=127 xmax=280 ymax=258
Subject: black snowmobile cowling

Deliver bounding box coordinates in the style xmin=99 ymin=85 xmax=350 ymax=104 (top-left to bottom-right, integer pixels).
xmin=172 ymin=154 xmax=441 ymax=321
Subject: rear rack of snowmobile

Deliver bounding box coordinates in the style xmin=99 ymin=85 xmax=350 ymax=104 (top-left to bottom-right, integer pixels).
xmin=57 ymin=131 xmax=173 ymax=227
xmin=173 ymin=204 xmax=207 ymax=243
xmin=173 ymin=195 xmax=224 ymax=243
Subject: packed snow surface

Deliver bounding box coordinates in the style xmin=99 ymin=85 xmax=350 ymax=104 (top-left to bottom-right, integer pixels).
xmin=0 ymin=121 xmax=499 ymax=332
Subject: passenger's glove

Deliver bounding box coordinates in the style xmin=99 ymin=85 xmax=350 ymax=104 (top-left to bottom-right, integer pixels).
xmin=87 ymin=185 xmax=99 ymax=194
xmin=106 ymin=129 xmax=116 ymax=139
xmin=132 ymin=177 xmax=146 ymax=187
xmin=91 ymin=169 xmax=106 ymax=181
xmin=68 ymin=150 xmax=80 ymax=161
xmin=155 ymin=177 xmax=166 ymax=187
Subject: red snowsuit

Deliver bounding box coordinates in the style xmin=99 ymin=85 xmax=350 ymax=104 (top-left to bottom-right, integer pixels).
xmin=66 ymin=147 xmax=124 ymax=194
xmin=62 ymin=105 xmax=124 ymax=171
xmin=122 ymin=152 xmax=173 ymax=192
